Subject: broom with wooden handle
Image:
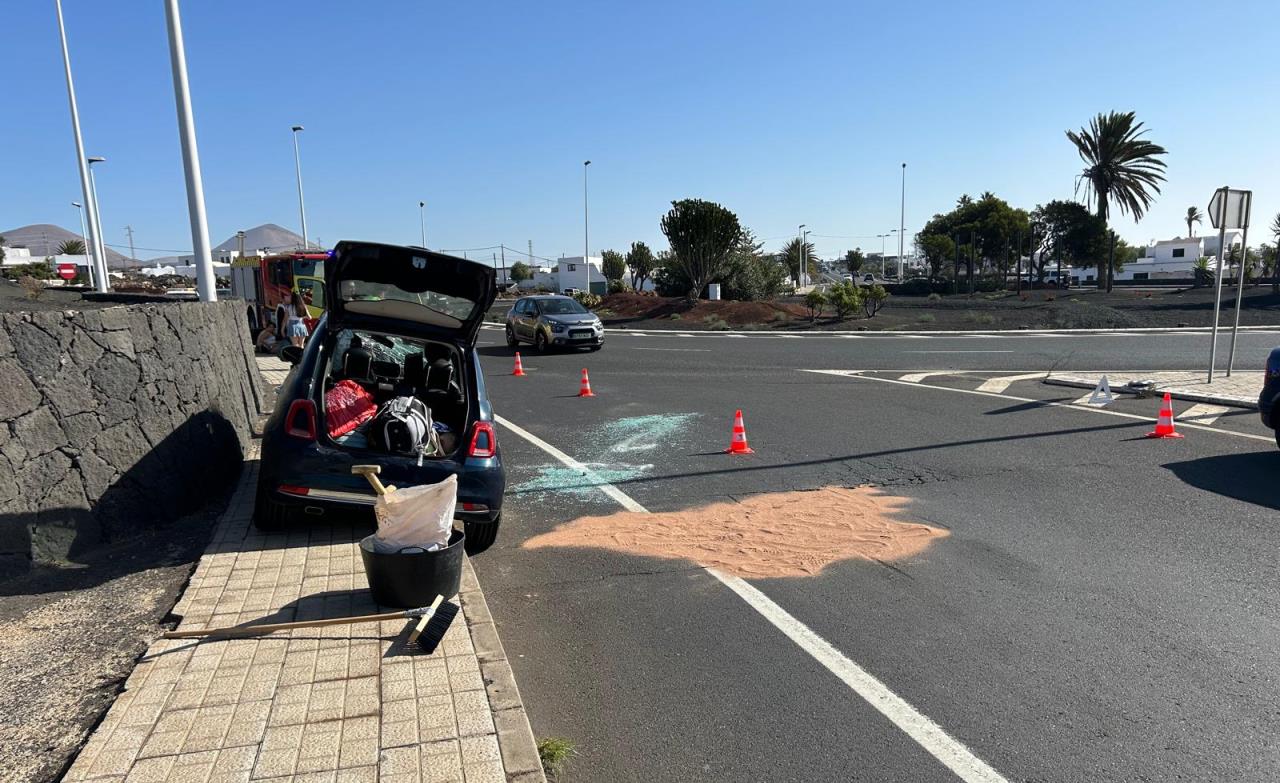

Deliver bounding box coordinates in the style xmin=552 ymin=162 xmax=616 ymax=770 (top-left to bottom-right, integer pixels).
xmin=162 ymin=594 xmax=454 ymax=653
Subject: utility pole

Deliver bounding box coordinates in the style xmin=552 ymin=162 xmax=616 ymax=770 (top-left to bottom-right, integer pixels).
xmin=163 ymin=0 xmax=216 ymax=301
xmin=500 ymin=244 xmax=506 ymax=286
xmin=291 ymin=125 xmax=308 ymax=249
xmin=418 ymin=201 xmax=426 ymax=247
xmin=1015 ymin=230 xmax=1022 ymax=295
xmin=583 ymin=160 xmax=591 ymax=295
xmin=55 ymin=0 xmax=108 ymax=292
xmin=125 ymin=225 xmax=136 ymax=268
xmin=899 ymin=162 xmax=906 ymax=281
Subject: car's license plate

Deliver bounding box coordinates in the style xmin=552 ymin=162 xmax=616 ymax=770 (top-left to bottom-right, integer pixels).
xmin=569 ymin=330 xmax=592 ymax=338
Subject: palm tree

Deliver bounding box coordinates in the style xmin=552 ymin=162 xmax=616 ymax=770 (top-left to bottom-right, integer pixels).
xmin=56 ymin=239 xmax=87 ymax=255
xmin=1066 ymin=111 xmax=1168 ymax=292
xmin=1185 ymin=206 xmax=1202 ymax=237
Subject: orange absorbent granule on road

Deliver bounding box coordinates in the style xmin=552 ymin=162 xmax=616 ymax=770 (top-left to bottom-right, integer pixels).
xmin=523 ymin=486 xmax=948 ymax=578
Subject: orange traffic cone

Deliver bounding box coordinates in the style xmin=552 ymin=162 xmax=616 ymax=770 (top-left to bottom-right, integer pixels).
xmin=1145 ymin=392 xmax=1184 ymax=439
xmin=724 ymin=409 xmax=754 ymax=454
xmin=577 ymin=368 xmax=595 ymax=397
xmin=512 ymin=352 xmax=526 ymax=376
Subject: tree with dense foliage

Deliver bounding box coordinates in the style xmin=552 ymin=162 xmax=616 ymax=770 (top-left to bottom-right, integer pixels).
xmin=1259 ymin=243 xmax=1278 ymax=293
xmin=919 ymin=192 xmax=1030 ymax=292
xmin=1066 ymin=111 xmax=1167 ymax=291
xmin=660 ymin=199 xmax=742 ymax=301
xmin=1031 ymin=200 xmax=1106 ymax=285
xmin=1193 ymin=257 xmax=1213 ymax=288
xmin=844 ymin=248 xmax=865 ymax=275
xmin=625 ymin=241 xmax=657 ymax=291
xmin=601 ymin=249 xmax=626 ymax=282
xmin=804 ymin=289 xmax=826 ymax=322
xmin=779 ymin=238 xmax=819 ymax=285
xmin=915 ymin=234 xmax=954 ymax=282
xmin=721 ymin=229 xmax=788 ymax=301
xmin=1185 ymin=206 xmax=1203 ymax=237
xmin=509 ymin=261 xmax=532 ymax=282
xmin=56 ymin=239 xmax=87 ymax=255
xmin=863 ymin=284 xmax=888 ymax=317
xmin=828 ymin=281 xmax=862 ymax=319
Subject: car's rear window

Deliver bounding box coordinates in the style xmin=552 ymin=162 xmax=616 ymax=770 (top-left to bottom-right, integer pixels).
xmin=340 ymin=282 xmax=476 ymax=324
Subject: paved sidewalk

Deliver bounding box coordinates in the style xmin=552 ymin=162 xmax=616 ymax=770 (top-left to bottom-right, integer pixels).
xmin=63 ymin=360 xmax=544 ymax=783
xmin=1045 ymin=370 xmax=1262 ymax=408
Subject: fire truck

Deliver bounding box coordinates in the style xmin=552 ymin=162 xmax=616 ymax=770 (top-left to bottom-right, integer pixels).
xmin=229 ymin=252 xmax=327 ymax=336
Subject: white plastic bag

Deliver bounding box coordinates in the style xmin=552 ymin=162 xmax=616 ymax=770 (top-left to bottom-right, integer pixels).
xmin=370 ymin=473 xmax=457 ymax=553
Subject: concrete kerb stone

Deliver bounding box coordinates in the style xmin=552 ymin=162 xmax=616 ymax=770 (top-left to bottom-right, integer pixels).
xmin=458 ymin=557 xmax=547 ymax=781
xmin=1045 ymin=374 xmax=1259 ymax=409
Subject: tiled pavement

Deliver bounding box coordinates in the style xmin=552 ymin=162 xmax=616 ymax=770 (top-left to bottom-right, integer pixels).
xmin=63 ymin=357 xmax=544 ymax=783
xmin=1046 ymin=370 xmax=1263 ymax=408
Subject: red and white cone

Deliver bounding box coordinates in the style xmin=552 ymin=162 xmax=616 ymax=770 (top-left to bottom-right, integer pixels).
xmin=512 ymin=352 xmax=526 ymax=376
xmin=725 ymin=409 xmax=754 ymax=454
xmin=1145 ymin=392 xmax=1183 ymax=439
xmin=577 ymin=368 xmax=596 ymax=397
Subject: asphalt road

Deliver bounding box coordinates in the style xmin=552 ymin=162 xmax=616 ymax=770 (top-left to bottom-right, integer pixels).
xmin=471 ymin=326 xmax=1280 ymax=782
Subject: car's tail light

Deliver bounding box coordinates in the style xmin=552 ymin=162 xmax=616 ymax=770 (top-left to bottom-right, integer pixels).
xmin=278 ymin=484 xmax=310 ymax=496
xmin=285 ymin=399 xmax=317 ymax=441
xmin=460 ymin=502 xmax=489 ymax=512
xmin=467 ymin=421 xmax=496 ymax=458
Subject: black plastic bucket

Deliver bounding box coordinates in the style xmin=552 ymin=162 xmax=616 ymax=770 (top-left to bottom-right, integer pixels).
xmin=359 ymin=529 xmax=465 ymax=608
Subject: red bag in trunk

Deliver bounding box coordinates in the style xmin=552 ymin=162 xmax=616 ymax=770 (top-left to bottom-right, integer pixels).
xmin=326 ymin=380 xmax=377 ymax=437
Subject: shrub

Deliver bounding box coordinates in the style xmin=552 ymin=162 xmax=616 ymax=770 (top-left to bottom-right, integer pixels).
xmin=917 ymin=313 xmax=936 ymax=323
xmin=863 ymin=284 xmax=888 ymax=317
xmin=1 ymin=261 xmax=56 ymax=281
xmin=670 ymin=312 xmax=682 ymax=320
xmin=828 ymin=282 xmax=862 ymax=319
xmin=607 ymin=279 xmax=630 ymax=295
xmin=1045 ymin=294 xmax=1056 ymax=302
xmin=926 ymin=292 xmax=942 ymax=302
xmin=19 ymin=276 xmax=46 ymax=300
xmin=966 ymin=312 xmax=997 ymax=325
xmin=771 ymin=309 xmax=790 ymax=322
xmin=572 ymin=291 xmax=602 ymax=309
xmin=702 ymin=315 xmax=729 ymax=331
xmin=896 ymin=278 xmax=935 ymax=296
xmin=804 ymin=289 xmax=827 ymax=322
xmin=538 ymin=737 xmax=578 ymax=780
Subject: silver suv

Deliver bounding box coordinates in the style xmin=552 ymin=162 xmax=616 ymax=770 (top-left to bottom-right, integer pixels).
xmin=505 ymin=295 xmax=604 ymax=352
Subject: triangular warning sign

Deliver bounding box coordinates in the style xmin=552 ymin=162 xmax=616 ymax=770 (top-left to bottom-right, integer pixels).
xmin=1088 ymin=375 xmax=1114 ymax=406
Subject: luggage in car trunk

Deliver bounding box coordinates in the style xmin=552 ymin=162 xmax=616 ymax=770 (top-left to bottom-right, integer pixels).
xmin=368 ymin=396 xmax=439 ymax=455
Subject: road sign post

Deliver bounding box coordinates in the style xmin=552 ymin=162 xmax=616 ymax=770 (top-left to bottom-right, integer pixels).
xmin=1206 ymin=187 xmax=1251 ymax=382
xmin=57 ymin=263 xmax=77 ymax=281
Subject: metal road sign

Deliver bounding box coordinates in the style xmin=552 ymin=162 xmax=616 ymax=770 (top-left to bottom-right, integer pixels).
xmin=1208 ymin=188 xmax=1251 ymax=230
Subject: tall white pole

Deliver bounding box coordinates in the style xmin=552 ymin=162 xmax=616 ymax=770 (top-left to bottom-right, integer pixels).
xmin=164 ymin=0 xmax=216 ymax=302
xmin=72 ymin=201 xmax=95 ymax=288
xmin=87 ymin=161 xmax=105 ymax=270
xmin=418 ymin=201 xmax=426 ymax=247
xmin=55 ymin=0 xmax=108 ymax=293
xmin=583 ymin=160 xmax=591 ymax=295
xmin=291 ymin=126 xmax=308 ymax=249
xmin=899 ymin=163 xmax=906 ymax=280
xmin=797 ymin=224 xmax=805 ymax=287
xmin=803 ymin=229 xmax=811 ymax=287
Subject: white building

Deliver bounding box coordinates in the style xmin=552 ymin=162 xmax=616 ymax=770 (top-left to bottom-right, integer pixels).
xmin=553 ymin=256 xmax=606 ymax=294
xmin=1114 ymin=230 xmax=1243 ymax=281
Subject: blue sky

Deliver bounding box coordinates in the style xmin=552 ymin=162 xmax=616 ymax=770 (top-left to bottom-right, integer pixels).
xmin=5 ymin=0 xmax=1279 ymax=263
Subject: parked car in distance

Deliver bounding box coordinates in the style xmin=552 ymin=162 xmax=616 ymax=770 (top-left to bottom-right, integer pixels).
xmin=256 ymin=240 xmax=506 ymax=554
xmin=841 ymin=274 xmax=854 ymax=282
xmin=505 ymin=294 xmax=604 ymax=352
xmin=561 ymin=287 xmax=580 ymax=296
xmin=1258 ymin=347 xmax=1280 ymax=448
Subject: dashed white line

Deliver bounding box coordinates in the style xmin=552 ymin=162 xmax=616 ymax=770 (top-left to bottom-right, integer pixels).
xmin=976 ymin=373 xmax=1045 ymax=393
xmin=493 ymin=414 xmax=1010 ymax=783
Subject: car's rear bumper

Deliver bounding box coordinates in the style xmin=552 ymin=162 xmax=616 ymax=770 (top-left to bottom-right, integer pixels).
xmin=270 ymin=486 xmax=501 ymax=523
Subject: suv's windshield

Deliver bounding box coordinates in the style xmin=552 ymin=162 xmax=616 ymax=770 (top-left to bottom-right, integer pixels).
xmin=538 ymin=299 xmax=588 ymax=315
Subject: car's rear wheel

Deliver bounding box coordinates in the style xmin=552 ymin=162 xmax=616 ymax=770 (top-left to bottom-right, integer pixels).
xmin=534 ymin=330 xmax=549 ymax=353
xmin=505 ymin=326 xmax=519 ymax=348
xmin=464 ymin=516 xmax=500 ymax=555
xmin=253 ymin=485 xmax=288 ymax=531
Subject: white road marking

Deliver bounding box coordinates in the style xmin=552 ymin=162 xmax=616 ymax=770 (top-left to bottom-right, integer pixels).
xmin=899 ymin=371 xmax=955 ymax=383
xmin=1179 ymin=403 xmax=1231 ymax=425
xmin=905 ymin=350 xmax=1015 ymax=354
xmin=803 ymin=370 xmax=1271 ymax=442
xmin=628 ymin=332 xmax=648 ymax=337
xmin=496 ymin=413 xmax=1009 ymax=783
xmin=711 ymin=572 xmax=1009 ymax=783
xmin=629 ymin=347 xmax=712 ymax=352
xmin=976 ymin=373 xmax=1045 ymax=393
xmin=676 ymin=333 xmax=695 ymax=337
xmin=1072 ymin=392 xmax=1099 ymax=406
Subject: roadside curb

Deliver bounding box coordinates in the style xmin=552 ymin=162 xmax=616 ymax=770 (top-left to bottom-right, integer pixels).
xmin=1044 ymin=375 xmax=1258 ymax=410
xmin=459 ymin=557 xmax=548 ymax=783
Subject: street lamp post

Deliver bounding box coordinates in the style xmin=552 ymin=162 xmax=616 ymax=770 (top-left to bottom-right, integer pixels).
xmin=54 ymin=0 xmax=109 ymax=293
xmin=418 ymin=201 xmax=426 ymax=247
xmin=878 ymin=233 xmax=888 ymax=276
xmin=583 ymin=161 xmax=591 ymax=295
xmin=889 ymin=229 xmax=899 ymax=278
xmin=899 ymin=163 xmax=907 ymax=281
xmin=86 ymin=156 xmax=107 ymax=276
xmin=803 ymin=229 xmax=811 ymax=286
xmin=71 ymin=200 xmax=95 ymax=288
xmin=291 ymin=125 xmax=309 ymax=249
xmin=164 ymin=0 xmax=216 ymax=301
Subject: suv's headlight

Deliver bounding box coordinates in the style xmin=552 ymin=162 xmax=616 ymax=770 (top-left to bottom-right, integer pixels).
xmin=549 ymin=321 xmax=567 ymax=333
